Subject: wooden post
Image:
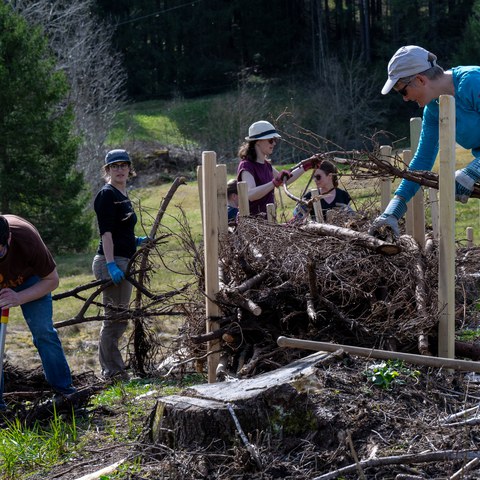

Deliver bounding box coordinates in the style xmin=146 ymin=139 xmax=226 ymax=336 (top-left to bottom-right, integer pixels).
xmin=197 ymin=165 xmax=203 ymax=227
xmin=379 ymin=145 xmax=392 ymax=211
xmin=410 ymin=118 xmax=425 ymax=248
xmin=429 ymin=188 xmax=439 ymax=239
xmin=311 ymin=189 xmax=324 ymax=223
xmin=467 ymin=227 xmax=474 ymax=248
xmin=266 ymin=203 xmax=276 ymax=223
xmin=237 ymin=181 xmax=250 ymax=216
xmin=403 ymin=150 xmax=414 ymax=235
xmin=202 ymin=151 xmax=220 ymax=383
xmin=438 ymin=95 xmax=456 ymax=360
xmin=216 ymin=165 xmax=228 ymax=235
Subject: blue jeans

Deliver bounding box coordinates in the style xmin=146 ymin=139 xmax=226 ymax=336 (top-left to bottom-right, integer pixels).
xmin=0 ymin=276 xmax=76 ymax=409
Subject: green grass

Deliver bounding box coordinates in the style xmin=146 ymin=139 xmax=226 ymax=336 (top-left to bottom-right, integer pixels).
xmin=0 ymin=412 xmax=78 ymax=479
xmin=108 ymin=99 xmax=203 ymax=148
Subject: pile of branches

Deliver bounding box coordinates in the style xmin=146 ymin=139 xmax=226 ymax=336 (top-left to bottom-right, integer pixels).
xmin=183 ymin=213 xmax=480 ymax=380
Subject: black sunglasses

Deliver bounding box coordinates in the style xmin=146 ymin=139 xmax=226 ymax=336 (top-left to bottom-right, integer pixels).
xmin=267 ymin=138 xmax=278 ymax=145
xmin=313 ymin=174 xmax=323 ymax=180
xmin=397 ymin=79 xmax=413 ymax=97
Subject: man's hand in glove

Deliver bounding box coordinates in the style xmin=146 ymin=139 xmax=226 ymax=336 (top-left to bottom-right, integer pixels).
xmin=369 ymin=196 xmax=407 ymax=239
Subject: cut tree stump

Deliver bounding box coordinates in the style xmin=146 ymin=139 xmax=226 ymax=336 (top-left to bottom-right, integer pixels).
xmin=147 ymin=351 xmax=331 ymax=450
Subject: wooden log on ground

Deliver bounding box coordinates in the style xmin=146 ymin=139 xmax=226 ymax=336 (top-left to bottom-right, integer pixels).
xmin=277 ymin=336 xmax=480 ymax=373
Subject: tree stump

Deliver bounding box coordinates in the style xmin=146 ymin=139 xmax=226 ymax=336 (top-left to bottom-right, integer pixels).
xmin=146 ymin=351 xmax=331 ymax=450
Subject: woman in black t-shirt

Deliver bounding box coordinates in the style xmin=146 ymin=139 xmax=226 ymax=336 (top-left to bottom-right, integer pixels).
xmin=294 ymin=159 xmax=352 ymax=221
xmin=92 ymin=149 xmax=147 ymax=380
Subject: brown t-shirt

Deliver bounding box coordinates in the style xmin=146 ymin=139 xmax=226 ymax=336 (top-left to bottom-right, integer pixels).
xmin=0 ymin=215 xmax=56 ymax=288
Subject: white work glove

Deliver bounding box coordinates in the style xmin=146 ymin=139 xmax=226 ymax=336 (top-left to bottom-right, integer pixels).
xmin=455 ymin=157 xmax=480 ymax=203
xmin=369 ymin=197 xmax=407 ymax=239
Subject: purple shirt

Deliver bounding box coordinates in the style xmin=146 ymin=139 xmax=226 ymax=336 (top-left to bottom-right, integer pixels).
xmin=237 ymin=158 xmax=274 ymax=215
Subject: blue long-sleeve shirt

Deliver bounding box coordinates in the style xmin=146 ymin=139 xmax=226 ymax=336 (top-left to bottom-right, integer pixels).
xmin=395 ymin=65 xmax=480 ymax=202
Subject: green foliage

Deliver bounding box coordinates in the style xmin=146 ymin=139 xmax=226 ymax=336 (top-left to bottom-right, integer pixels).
xmin=364 ymin=360 xmax=420 ymax=390
xmin=0 ymin=3 xmax=92 ymax=253
xmin=457 ymin=327 xmax=480 ymax=341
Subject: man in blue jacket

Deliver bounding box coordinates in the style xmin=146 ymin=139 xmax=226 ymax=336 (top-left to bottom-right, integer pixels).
xmin=371 ymin=45 xmax=480 ymax=236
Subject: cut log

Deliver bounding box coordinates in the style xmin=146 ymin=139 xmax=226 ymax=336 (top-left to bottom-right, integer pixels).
xmin=301 ymin=222 xmax=401 ymax=255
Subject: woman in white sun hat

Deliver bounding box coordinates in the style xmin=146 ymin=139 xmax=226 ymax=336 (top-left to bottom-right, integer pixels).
xmin=371 ymin=45 xmax=480 ymax=237
xmin=236 ymin=120 xmax=318 ymax=216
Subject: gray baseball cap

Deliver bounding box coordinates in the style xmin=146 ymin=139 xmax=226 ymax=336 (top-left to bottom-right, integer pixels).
xmin=381 ymin=45 xmax=437 ymax=95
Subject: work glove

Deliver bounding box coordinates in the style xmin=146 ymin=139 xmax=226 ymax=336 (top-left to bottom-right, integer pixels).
xmin=369 ymin=197 xmax=407 ymax=239
xmin=300 ymin=155 xmax=320 ymax=172
xmin=272 ymin=169 xmax=292 ymax=188
xmin=455 ymin=157 xmax=480 ymax=203
xmin=135 ymin=236 xmax=148 ymax=247
xmin=106 ymin=262 xmax=125 ymax=285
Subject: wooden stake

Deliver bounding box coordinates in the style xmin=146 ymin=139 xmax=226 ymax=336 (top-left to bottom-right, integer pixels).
xmin=266 ymin=203 xmax=276 ymax=223
xmin=403 ymin=150 xmax=414 ymax=235
xmin=410 ymin=118 xmax=425 ymax=248
xmin=438 ymin=95 xmax=456 ymax=360
xmin=197 ymin=165 xmax=204 ymax=227
xmin=379 ymin=145 xmax=392 ymax=211
xmin=311 ymin=189 xmax=324 ymax=223
xmin=429 ymin=188 xmax=439 ymax=239
xmin=237 ymin=181 xmax=250 ymax=216
xmin=216 ymin=165 xmax=228 ymax=235
xmin=467 ymin=227 xmax=474 ymax=247
xmin=202 ymin=151 xmax=220 ymax=383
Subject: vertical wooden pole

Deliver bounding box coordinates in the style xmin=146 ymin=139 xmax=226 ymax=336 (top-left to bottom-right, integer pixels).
xmin=410 ymin=118 xmax=425 ymax=248
xmin=311 ymin=189 xmax=324 ymax=223
xmin=429 ymin=188 xmax=439 ymax=239
xmin=438 ymin=95 xmax=456 ymax=360
xmin=197 ymin=165 xmax=204 ymax=227
xmin=216 ymin=165 xmax=228 ymax=235
xmin=467 ymin=227 xmax=474 ymax=248
xmin=237 ymin=181 xmax=250 ymax=216
xmin=266 ymin=203 xmax=276 ymax=223
xmin=380 ymin=145 xmax=392 ymax=211
xmin=202 ymin=151 xmax=220 ymax=383
xmin=403 ymin=150 xmax=414 ymax=235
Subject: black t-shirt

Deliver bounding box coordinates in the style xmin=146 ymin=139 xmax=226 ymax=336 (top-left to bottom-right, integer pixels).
xmin=304 ymin=188 xmax=351 ymax=218
xmin=94 ymin=184 xmax=137 ymax=258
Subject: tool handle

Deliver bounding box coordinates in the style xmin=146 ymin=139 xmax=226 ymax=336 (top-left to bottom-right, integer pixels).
xmin=1 ymin=308 xmax=9 ymax=324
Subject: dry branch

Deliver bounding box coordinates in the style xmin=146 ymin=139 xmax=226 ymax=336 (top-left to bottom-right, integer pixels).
xmin=312 ymin=450 xmax=480 ymax=480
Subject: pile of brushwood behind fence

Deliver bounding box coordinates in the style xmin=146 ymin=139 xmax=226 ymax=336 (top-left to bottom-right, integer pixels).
xmin=182 ymin=211 xmax=480 ymax=379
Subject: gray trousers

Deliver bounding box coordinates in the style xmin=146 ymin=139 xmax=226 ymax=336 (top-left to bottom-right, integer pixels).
xmin=92 ymin=255 xmax=133 ymax=378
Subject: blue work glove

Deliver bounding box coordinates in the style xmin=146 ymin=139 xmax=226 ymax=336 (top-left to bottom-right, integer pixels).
xmin=106 ymin=262 xmax=125 ymax=285
xmin=135 ymin=236 xmax=148 ymax=247
xmin=455 ymin=157 xmax=480 ymax=203
xmin=369 ymin=197 xmax=407 ymax=238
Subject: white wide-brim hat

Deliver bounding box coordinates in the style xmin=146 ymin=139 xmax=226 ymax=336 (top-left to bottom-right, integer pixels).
xmin=245 ymin=120 xmax=282 ymax=141
xmin=381 ymin=45 xmax=437 ymax=95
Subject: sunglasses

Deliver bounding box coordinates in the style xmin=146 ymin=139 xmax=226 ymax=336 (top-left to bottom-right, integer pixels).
xmin=396 ymin=79 xmax=413 ymax=97
xmin=267 ymin=138 xmax=278 ymax=145
xmin=314 ymin=174 xmax=323 ymax=181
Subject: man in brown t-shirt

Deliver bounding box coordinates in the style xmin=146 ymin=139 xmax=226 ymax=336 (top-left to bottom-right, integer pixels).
xmin=0 ymin=215 xmax=76 ymax=410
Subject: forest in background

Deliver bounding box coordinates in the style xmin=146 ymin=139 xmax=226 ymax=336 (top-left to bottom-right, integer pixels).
xmin=92 ymin=0 xmax=480 ymax=149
